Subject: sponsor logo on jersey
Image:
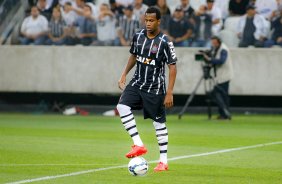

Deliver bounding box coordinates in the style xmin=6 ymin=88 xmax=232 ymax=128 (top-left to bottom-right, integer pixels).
xmin=168 ymin=42 xmax=177 ymax=60
xmin=136 ymin=55 xmax=156 ymax=66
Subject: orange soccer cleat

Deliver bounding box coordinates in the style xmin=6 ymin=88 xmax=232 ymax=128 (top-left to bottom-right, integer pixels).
xmin=125 ymin=145 xmax=147 ymax=158
xmin=154 ymin=162 xmax=168 ymax=172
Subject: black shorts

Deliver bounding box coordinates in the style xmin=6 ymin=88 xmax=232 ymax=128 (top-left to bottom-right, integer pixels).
xmin=118 ymin=85 xmax=166 ymax=123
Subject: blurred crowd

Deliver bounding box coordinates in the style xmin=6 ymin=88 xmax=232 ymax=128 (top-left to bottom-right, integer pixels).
xmin=18 ymin=0 xmax=282 ymax=47
xmin=0 ymin=0 xmax=20 ymax=25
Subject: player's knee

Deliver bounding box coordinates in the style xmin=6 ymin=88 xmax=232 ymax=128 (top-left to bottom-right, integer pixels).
xmin=116 ymin=104 xmax=131 ymax=115
xmin=153 ymin=121 xmax=166 ymax=129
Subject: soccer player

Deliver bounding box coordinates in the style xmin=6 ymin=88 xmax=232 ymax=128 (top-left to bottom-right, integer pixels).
xmin=116 ymin=7 xmax=177 ymax=172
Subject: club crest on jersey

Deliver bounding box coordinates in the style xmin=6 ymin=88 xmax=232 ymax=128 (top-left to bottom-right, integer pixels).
xmin=137 ymin=55 xmax=156 ymax=66
xmin=151 ymin=44 xmax=158 ymax=54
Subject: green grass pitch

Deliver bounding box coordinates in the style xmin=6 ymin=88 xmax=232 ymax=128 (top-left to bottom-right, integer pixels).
xmin=0 ymin=113 xmax=282 ymax=184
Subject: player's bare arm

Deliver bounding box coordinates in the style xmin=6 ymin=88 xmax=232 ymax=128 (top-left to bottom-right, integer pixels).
xmin=118 ymin=54 xmax=137 ymax=90
xmin=164 ymin=64 xmax=177 ymax=108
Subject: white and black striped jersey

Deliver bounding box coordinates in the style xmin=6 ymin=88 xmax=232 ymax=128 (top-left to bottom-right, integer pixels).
xmin=129 ymin=29 xmax=177 ymax=95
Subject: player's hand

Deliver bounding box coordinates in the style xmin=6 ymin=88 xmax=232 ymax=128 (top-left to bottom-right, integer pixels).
xmin=118 ymin=74 xmax=126 ymax=91
xmin=164 ymin=93 xmax=173 ymax=109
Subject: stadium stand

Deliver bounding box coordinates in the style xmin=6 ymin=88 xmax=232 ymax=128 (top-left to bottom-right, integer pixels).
xmin=224 ymin=16 xmax=240 ymax=33
xmin=220 ymin=16 xmax=240 ymax=47
xmin=0 ymin=0 xmax=281 ymax=48
xmin=0 ymin=0 xmax=22 ymax=44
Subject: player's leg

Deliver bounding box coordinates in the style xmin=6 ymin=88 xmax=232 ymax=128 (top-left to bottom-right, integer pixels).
xmin=116 ymin=104 xmax=143 ymax=147
xmin=153 ymin=121 xmax=169 ymax=171
xmin=117 ymin=86 xmax=147 ymax=158
xmin=141 ymin=92 xmax=168 ymax=171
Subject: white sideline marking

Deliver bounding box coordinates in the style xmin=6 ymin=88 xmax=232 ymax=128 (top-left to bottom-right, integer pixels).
xmin=1 ymin=164 xmax=123 ymax=167
xmin=6 ymin=141 xmax=282 ymax=184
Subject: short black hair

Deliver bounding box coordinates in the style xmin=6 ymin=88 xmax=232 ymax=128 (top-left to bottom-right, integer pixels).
xmin=211 ymin=36 xmax=222 ymax=44
xmin=145 ymin=7 xmax=161 ymax=20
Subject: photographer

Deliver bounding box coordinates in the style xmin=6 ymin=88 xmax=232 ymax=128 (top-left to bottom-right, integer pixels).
xmin=202 ymin=36 xmax=234 ymax=120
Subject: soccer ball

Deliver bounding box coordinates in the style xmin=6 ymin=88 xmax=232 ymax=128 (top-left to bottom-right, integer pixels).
xmin=128 ymin=157 xmax=148 ymax=176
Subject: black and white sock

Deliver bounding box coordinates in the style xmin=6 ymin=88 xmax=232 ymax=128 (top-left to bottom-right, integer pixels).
xmin=117 ymin=104 xmax=143 ymax=146
xmin=153 ymin=121 xmax=168 ymax=164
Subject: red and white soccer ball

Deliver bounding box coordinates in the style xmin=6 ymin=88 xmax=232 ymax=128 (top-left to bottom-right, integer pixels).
xmin=128 ymin=157 xmax=148 ymax=176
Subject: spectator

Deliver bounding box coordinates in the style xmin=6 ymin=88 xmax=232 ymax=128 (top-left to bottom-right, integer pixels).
xmin=237 ymin=4 xmax=267 ymax=47
xmin=44 ymin=0 xmax=58 ymax=9
xmin=143 ymin=0 xmax=157 ymax=6
xmin=46 ymin=7 xmax=67 ymax=45
xmin=67 ymin=0 xmax=83 ymax=16
xmin=156 ymin=0 xmax=171 ymax=16
xmin=116 ymin=5 xmax=140 ymax=46
xmin=59 ymin=0 xmax=93 ymax=6
xmin=112 ymin=0 xmax=134 ymax=17
xmin=255 ymin=0 xmax=278 ymax=20
xmin=29 ymin=0 xmax=58 ymax=9
xmin=191 ymin=5 xmax=212 ymax=47
xmin=93 ymin=3 xmax=116 ymax=46
xmin=155 ymin=0 xmax=171 ymax=30
xmin=190 ymin=0 xmax=206 ymax=10
xmin=58 ymin=0 xmax=92 ymax=6
xmin=265 ymin=7 xmax=282 ymax=47
xmin=37 ymin=0 xmax=53 ymax=20
xmin=74 ymin=4 xmax=97 ymax=45
xmin=71 ymin=0 xmax=98 ymax=19
xmin=116 ymin=0 xmax=134 ymax=7
xmin=206 ymin=0 xmax=223 ymax=36
xmin=61 ymin=2 xmax=77 ymax=26
xmin=20 ymin=6 xmax=48 ymax=45
xmin=133 ymin=0 xmax=148 ymax=25
xmin=278 ymin=0 xmax=282 ymax=11
xmin=59 ymin=0 xmax=72 ymax=6
xmin=86 ymin=1 xmax=99 ymax=19
xmin=164 ymin=6 xmax=193 ymax=47
xmin=269 ymin=0 xmax=282 ymax=19
xmin=214 ymin=0 xmax=229 ymax=19
xmin=229 ymin=0 xmax=250 ymax=16
xmin=75 ymin=0 xmax=87 ymax=12
xmin=28 ymin=0 xmax=37 ymax=7
xmin=109 ymin=0 xmax=124 ymax=17
xmin=178 ymin=0 xmax=195 ymax=21
xmin=60 ymin=2 xmax=77 ymax=45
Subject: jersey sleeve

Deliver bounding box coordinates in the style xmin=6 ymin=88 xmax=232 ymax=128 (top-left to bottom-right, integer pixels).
xmin=164 ymin=41 xmax=177 ymax=65
xmin=129 ymin=33 xmax=137 ymax=55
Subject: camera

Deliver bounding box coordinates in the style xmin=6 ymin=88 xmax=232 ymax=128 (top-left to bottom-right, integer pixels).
xmin=195 ymin=50 xmax=213 ymax=79
xmin=195 ymin=50 xmax=211 ymax=62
